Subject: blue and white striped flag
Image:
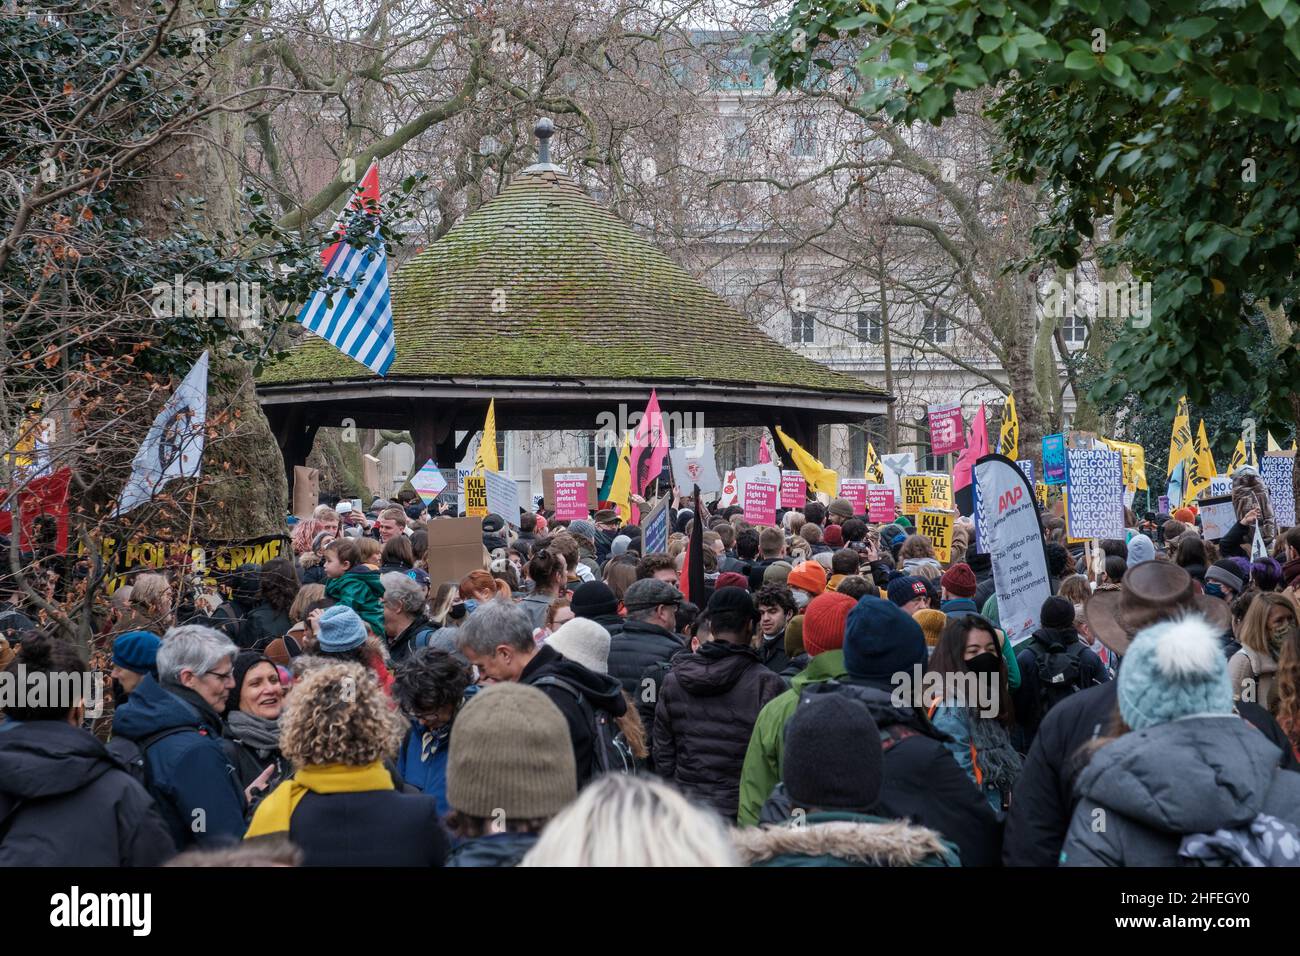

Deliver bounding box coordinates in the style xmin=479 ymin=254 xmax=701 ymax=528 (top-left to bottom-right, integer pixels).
xmin=296 ymin=225 xmax=396 ymax=376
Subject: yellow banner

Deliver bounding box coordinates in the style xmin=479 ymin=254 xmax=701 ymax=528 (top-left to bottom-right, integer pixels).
xmin=927 ymin=473 xmax=953 ymax=510
xmin=918 ymin=508 xmax=954 ymax=563
xmin=464 ymin=476 xmax=488 ymax=517
xmin=903 ymin=475 xmax=929 ymax=516
xmin=1099 ymin=436 xmax=1148 ymax=491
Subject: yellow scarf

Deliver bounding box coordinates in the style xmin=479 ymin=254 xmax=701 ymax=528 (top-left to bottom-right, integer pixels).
xmin=244 ymin=760 xmax=393 ymax=839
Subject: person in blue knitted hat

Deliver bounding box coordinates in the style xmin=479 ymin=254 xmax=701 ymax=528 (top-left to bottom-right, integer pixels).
xmin=316 ymin=604 xmax=368 ymax=654
xmin=110 ymin=630 xmax=162 ymax=705
xmin=1061 ymin=614 xmax=1300 ymax=866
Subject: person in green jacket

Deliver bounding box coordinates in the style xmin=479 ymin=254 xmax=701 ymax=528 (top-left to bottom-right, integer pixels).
xmin=732 ymin=692 xmax=960 ymax=867
xmin=737 ymin=590 xmax=856 ymax=826
xmin=322 ymin=538 xmax=386 ymax=638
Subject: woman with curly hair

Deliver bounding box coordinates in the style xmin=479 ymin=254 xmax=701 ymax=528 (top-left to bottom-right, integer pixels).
xmin=244 ymin=660 xmax=450 ymax=866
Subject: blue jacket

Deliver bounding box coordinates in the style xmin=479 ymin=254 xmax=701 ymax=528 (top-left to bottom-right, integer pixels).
xmin=111 ymin=675 xmax=246 ymax=849
xmin=395 ymin=687 xmax=477 ymax=815
xmin=939 ymin=597 xmax=979 ymax=617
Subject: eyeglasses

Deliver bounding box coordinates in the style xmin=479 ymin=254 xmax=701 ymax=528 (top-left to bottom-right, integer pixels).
xmin=205 ymin=668 xmax=234 ymax=681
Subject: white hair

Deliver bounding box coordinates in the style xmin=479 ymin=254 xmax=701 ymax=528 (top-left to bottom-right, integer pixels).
xmin=381 ymin=571 xmax=427 ymax=615
xmin=519 ymin=775 xmax=738 ymax=867
xmin=157 ymin=624 xmax=237 ymax=685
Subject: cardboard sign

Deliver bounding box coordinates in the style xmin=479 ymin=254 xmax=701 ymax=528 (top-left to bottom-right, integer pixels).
xmin=1064 ymin=448 xmax=1124 ymax=539
xmin=918 ymin=508 xmax=954 ymax=563
xmin=867 ymin=486 xmax=895 ymax=522
xmin=1198 ymin=494 xmax=1238 ymax=541
xmin=780 ymin=471 xmax=807 ymax=509
xmin=292 ymin=465 xmax=320 ymax=519
xmin=928 ymin=402 xmax=965 ymax=456
xmin=484 ymin=470 xmax=519 ymax=524
xmin=1261 ymin=454 xmax=1296 ymax=528
xmin=743 ymin=480 xmax=777 ymax=526
xmin=903 ymin=475 xmax=930 ymax=516
xmin=410 ymin=459 xmax=447 ymax=506
xmin=839 ymin=477 xmax=869 ymax=515
xmin=1016 ymin=459 xmax=1035 ymax=486
xmin=1042 ymin=434 xmax=1067 ymax=485
xmin=542 ymin=467 xmax=597 ymax=511
xmin=424 ymin=517 xmax=487 ymax=585
xmin=552 ymin=472 xmax=591 ymax=522
xmin=927 ymin=473 xmax=953 ymax=510
xmin=463 ymin=475 xmax=488 ymax=517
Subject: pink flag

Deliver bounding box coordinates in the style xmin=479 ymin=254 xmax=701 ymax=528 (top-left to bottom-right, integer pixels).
xmin=953 ymin=403 xmax=989 ymax=493
xmin=758 ymin=432 xmax=772 ymax=464
xmin=630 ymin=390 xmax=670 ymax=494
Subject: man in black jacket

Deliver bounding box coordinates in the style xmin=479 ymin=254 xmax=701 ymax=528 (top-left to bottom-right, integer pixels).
xmin=570 ymin=581 xmax=625 ymax=638
xmin=454 ymin=600 xmax=625 ymax=786
xmin=608 ymin=578 xmax=687 ymax=706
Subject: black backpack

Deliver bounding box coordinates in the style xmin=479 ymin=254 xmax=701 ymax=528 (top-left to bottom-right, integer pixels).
xmin=107 ymin=726 xmax=193 ymax=788
xmin=532 ymin=675 xmax=637 ymax=776
xmin=1026 ymin=636 xmax=1088 ymax=717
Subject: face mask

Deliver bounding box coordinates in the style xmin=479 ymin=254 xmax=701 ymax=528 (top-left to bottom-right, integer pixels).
xmin=1204 ymin=582 xmax=1224 ymax=600
xmin=1270 ymin=625 xmax=1298 ymax=656
xmin=464 ymin=598 xmax=479 ymax=615
xmin=448 ymin=602 xmax=467 ymax=621
xmin=792 ymin=590 xmax=811 ymax=610
xmin=965 ymin=652 xmax=1001 ymax=675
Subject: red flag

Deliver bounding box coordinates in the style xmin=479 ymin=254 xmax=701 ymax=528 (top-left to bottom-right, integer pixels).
xmin=758 ymin=432 xmax=771 ymax=464
xmin=953 ymin=403 xmax=989 ymax=494
xmin=629 ymin=390 xmax=670 ymax=494
xmin=0 ymin=468 xmax=72 ymax=553
xmin=321 ymin=160 xmax=381 ymax=266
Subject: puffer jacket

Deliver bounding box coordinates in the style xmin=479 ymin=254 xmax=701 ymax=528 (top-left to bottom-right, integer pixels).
xmin=652 ymin=640 xmax=786 ymax=820
xmin=607 ymin=618 xmax=687 ymax=697
xmin=734 ymin=811 xmax=961 ymax=867
xmin=1062 ymin=716 xmax=1300 ymax=866
xmin=1232 ymin=473 xmax=1276 ymax=548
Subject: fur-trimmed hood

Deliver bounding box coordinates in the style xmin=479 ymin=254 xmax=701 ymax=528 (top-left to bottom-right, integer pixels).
xmin=733 ymin=814 xmax=960 ymax=867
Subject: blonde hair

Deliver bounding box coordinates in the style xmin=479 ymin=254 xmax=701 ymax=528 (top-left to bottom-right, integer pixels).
xmin=1240 ymin=592 xmax=1300 ymax=659
xmin=289 ymin=583 xmax=325 ymax=623
xmin=280 ymin=661 xmax=404 ymax=768
xmin=519 ymin=775 xmax=738 ymax=867
xmin=352 ymin=537 xmax=382 ymax=565
xmin=130 ymin=573 xmax=170 ymax=614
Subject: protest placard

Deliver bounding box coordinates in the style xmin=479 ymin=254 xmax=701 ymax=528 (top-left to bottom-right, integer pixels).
xmin=484 ymin=470 xmax=519 ymax=524
xmin=669 ymin=440 xmax=722 ymax=495
xmin=881 ymin=452 xmax=917 ymax=502
xmin=552 ymin=472 xmax=591 ymax=522
xmin=456 ymin=467 xmax=472 ymax=513
xmin=1198 ymin=495 xmax=1238 ymax=541
xmin=928 ymin=402 xmax=965 ymax=455
xmin=780 ymin=471 xmax=807 ymax=509
xmin=743 ymin=480 xmax=777 ymax=526
xmin=927 ymin=473 xmax=953 ymax=510
xmin=1261 ymin=454 xmax=1296 ymax=527
xmin=903 ymin=475 xmax=930 ymax=516
xmin=718 ymin=470 xmax=739 ymax=507
xmin=410 ymin=459 xmax=448 ymax=506
xmin=1016 ymin=459 xmax=1035 ymax=485
xmin=974 ymin=457 xmax=1051 ymax=645
xmin=918 ymin=508 xmax=954 ymax=563
xmin=542 ymin=467 xmax=597 ymax=511
xmin=867 ymin=486 xmax=895 ymax=522
xmin=1064 ymin=449 xmax=1124 ymax=539
xmin=1207 ymin=474 xmax=1231 ymax=498
xmin=463 ymin=475 xmax=488 ymax=517
xmin=839 ymin=478 xmax=868 ymax=515
xmin=1042 ymin=434 xmax=1067 ymax=485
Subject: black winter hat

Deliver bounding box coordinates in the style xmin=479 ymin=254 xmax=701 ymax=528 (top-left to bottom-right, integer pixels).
xmin=784 ymin=693 xmax=884 ymax=813
xmin=571 ymin=581 xmax=619 ymax=619
xmin=226 ymin=651 xmax=276 ymax=716
xmin=703 ymin=586 xmax=758 ymax=623
xmin=1041 ymin=595 xmax=1075 ymax=629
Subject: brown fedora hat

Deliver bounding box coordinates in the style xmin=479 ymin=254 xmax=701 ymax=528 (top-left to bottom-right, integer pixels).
xmin=1084 ymin=561 xmax=1232 ymax=657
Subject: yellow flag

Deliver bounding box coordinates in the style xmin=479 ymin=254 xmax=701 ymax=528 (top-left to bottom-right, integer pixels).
xmin=1167 ymin=395 xmax=1193 ymax=478
xmin=1228 ymin=438 xmax=1247 ymax=475
xmin=998 ymin=393 xmax=1019 ymax=460
xmin=775 ymin=426 xmax=838 ymax=497
xmin=474 ymin=399 xmax=498 ymax=474
xmin=865 ymin=441 xmax=884 ymax=484
xmin=1187 ymin=419 xmax=1217 ymax=500
xmin=606 ymin=431 xmax=633 ymax=519
xmin=1099 ymin=436 xmax=1148 ymax=491
xmin=1268 ymin=431 xmax=1282 ymax=453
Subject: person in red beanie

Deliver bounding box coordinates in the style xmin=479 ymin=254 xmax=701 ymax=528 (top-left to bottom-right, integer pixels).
xmin=939 ymin=563 xmax=980 ymax=618
xmin=822 ymin=524 xmax=844 ymax=549
xmin=715 ymin=571 xmax=751 ymax=592
xmin=786 ymin=560 xmax=827 ymax=611
xmin=737 ymin=591 xmax=858 ymax=826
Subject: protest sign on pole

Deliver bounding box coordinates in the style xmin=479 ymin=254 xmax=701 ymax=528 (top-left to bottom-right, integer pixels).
xmin=902 ymin=475 xmax=930 ymax=516
xmin=463 ymin=475 xmax=488 ymax=517
xmin=735 ymin=463 xmax=781 ymax=502
xmin=1198 ymin=495 xmax=1238 ymax=541
xmin=779 ymin=471 xmax=807 ymax=509
xmin=1015 ymin=459 xmax=1035 ymax=486
xmin=1158 ymin=494 xmax=1171 ymax=514
xmin=669 ymin=439 xmax=722 ymax=495
xmin=928 ymin=402 xmax=965 ymax=455
xmin=742 ymin=480 xmax=777 ymax=526
xmin=1261 ymin=454 xmax=1296 ymax=528
xmin=718 ymin=470 xmax=739 ymax=507
xmin=456 ymin=467 xmax=472 ymax=514
xmin=974 ymin=455 xmax=1052 ymax=646
xmin=1207 ymin=474 xmax=1231 ymax=498
xmin=839 ymin=478 xmax=869 ymax=515
xmin=484 ymin=471 xmax=519 ymax=524
xmin=542 ymin=467 xmax=597 ymax=511
xmin=927 ymin=473 xmax=953 ymax=510
xmin=918 ymin=508 xmax=954 ymax=562
xmin=867 ymin=486 xmax=895 ymax=522
xmin=551 ymin=472 xmax=591 ymax=522
xmin=1042 ymin=434 xmax=1067 ymax=485
xmin=410 ymin=459 xmax=448 ymax=506
xmin=1064 ymin=449 xmax=1124 ymax=540
xmin=881 ymin=452 xmax=917 ymax=502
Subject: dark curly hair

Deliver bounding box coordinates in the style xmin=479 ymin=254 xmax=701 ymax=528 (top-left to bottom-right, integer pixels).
xmin=259 ymin=556 xmax=300 ymax=615
xmin=392 ymin=648 xmax=472 ymax=716
xmin=4 ymin=629 xmax=87 ymax=721
xmin=753 ymin=583 xmax=796 ymax=617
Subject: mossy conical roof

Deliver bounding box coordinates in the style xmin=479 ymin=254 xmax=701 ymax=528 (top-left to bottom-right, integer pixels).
xmin=259 ymin=167 xmax=880 ymax=396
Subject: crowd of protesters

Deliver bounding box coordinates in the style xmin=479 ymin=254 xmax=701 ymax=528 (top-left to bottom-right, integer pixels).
xmin=4 ymin=465 xmax=1300 ymax=867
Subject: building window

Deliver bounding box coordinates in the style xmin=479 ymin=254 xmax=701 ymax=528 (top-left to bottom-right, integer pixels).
xmin=582 ymin=432 xmax=611 ymax=471
xmin=850 ymin=429 xmax=867 ymax=475
xmin=922 ymin=310 xmax=949 ymax=344
xmin=717 ymin=429 xmax=759 ymax=471
xmin=724 ymin=117 xmax=750 ymax=160
xmin=856 ymin=310 xmax=882 ymax=344
xmin=791 ymin=115 xmax=817 ymax=158
xmin=1061 ymin=312 xmax=1088 ymax=345
xmin=924 ymin=450 xmax=948 ymax=473
xmin=791 ymin=311 xmax=816 ymax=344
